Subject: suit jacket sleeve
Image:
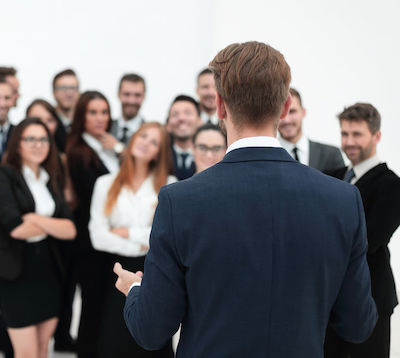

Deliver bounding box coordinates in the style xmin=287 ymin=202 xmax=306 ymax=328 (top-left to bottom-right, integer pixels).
xmin=329 ymin=186 xmax=378 ymax=343
xmin=124 ymin=187 xmax=186 ymax=350
xmin=364 ymin=176 xmax=400 ymax=254
xmin=0 ymin=168 xmax=23 ymax=233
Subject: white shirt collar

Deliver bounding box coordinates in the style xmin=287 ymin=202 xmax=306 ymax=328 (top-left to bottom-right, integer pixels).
xmin=82 ymin=132 xmax=103 ymax=152
xmin=226 ymin=136 xmax=282 ymax=154
xmin=173 ymin=144 xmax=193 ymax=156
xmin=350 ymin=154 xmax=381 ymax=182
xmin=278 ymin=134 xmax=309 ymax=165
xmin=22 ymin=165 xmax=49 ymax=184
xmin=118 ymin=115 xmax=143 ymax=131
xmin=200 ymin=111 xmax=219 ymax=125
xmin=0 ymin=121 xmax=10 ymax=132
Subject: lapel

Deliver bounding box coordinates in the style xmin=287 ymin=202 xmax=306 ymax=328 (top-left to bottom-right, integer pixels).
xmin=13 ymin=169 xmax=36 ymax=213
xmin=221 ymin=147 xmax=296 ymax=164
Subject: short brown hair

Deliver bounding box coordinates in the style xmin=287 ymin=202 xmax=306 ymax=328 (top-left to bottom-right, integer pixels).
xmin=0 ymin=66 xmax=17 ymax=79
xmin=118 ymin=73 xmax=146 ymax=92
xmin=209 ymin=41 xmax=291 ymax=129
xmin=289 ymin=88 xmax=302 ymax=107
xmin=52 ymin=69 xmax=78 ymax=90
xmin=338 ymin=103 xmax=381 ymax=134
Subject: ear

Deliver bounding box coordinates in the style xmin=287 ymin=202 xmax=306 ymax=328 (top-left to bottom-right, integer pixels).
xmin=374 ymin=130 xmax=381 ymax=144
xmin=280 ymin=95 xmax=292 ymax=119
xmin=216 ymin=93 xmax=226 ymax=120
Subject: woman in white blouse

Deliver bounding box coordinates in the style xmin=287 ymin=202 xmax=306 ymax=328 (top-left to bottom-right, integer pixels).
xmin=89 ymin=122 xmax=176 ymax=358
xmin=0 ymin=118 xmax=76 ymax=358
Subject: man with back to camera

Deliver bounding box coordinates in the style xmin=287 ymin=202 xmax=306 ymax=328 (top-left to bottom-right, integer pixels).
xmin=113 ymin=41 xmax=377 ymax=357
xmin=53 ymin=68 xmax=80 ymax=131
xmin=324 ymin=103 xmax=400 ymax=358
xmin=278 ymin=87 xmax=344 ymax=172
xmin=166 ymin=95 xmax=202 ymax=180
xmin=196 ymin=68 xmax=218 ymax=125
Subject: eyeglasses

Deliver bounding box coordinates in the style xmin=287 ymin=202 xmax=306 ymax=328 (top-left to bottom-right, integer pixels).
xmin=21 ymin=136 xmax=50 ymax=146
xmin=194 ymin=144 xmax=226 ymax=154
xmin=54 ymin=85 xmax=79 ymax=92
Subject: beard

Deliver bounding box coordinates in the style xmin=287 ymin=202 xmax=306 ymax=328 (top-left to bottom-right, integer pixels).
xmin=123 ymin=104 xmax=140 ymax=119
xmin=344 ymin=142 xmax=374 ymax=165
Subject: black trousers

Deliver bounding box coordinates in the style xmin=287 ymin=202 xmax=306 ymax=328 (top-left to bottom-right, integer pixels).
xmin=324 ymin=315 xmax=391 ymax=358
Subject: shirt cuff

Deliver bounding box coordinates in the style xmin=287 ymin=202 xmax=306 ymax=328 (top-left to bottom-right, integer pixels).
xmin=128 ymin=282 xmax=141 ymax=294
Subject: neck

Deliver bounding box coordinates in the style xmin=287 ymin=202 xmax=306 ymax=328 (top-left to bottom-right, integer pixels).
xmin=288 ymin=131 xmax=303 ymax=144
xmin=226 ymin=122 xmax=277 ymax=147
xmin=133 ymin=159 xmax=150 ymax=180
xmin=123 ymin=113 xmax=138 ymax=122
xmin=201 ymin=106 xmax=216 ymax=116
xmin=0 ymin=117 xmax=8 ymax=126
xmin=174 ymin=138 xmax=193 ymax=151
xmin=25 ymin=162 xmax=40 ymax=178
xmin=56 ymin=106 xmax=73 ymax=119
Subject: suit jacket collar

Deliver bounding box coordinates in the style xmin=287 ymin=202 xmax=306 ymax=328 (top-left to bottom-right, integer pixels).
xmin=222 ymin=147 xmax=296 ymax=164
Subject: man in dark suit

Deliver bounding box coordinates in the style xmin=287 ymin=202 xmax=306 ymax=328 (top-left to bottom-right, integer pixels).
xmin=278 ymin=88 xmax=344 ymax=172
xmin=0 ymin=79 xmax=15 ymax=162
xmin=324 ymin=103 xmax=400 ymax=358
xmin=166 ymin=95 xmax=202 ymax=180
xmin=114 ymin=41 xmax=377 ymax=357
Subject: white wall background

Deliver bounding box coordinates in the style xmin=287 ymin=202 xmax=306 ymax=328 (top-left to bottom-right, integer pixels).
xmin=2 ymin=0 xmax=400 ymax=353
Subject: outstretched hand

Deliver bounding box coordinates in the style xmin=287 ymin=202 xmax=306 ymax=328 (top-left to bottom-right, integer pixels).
xmin=113 ymin=262 xmax=143 ymax=296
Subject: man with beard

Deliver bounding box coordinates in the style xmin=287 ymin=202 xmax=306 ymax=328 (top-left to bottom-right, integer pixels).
xmin=53 ymin=69 xmax=80 ymax=131
xmin=196 ymin=68 xmax=218 ymax=125
xmin=278 ymin=88 xmax=344 ymax=172
xmin=108 ymin=73 xmax=146 ymax=156
xmin=0 ymin=79 xmax=15 ymax=161
xmin=166 ymin=95 xmax=202 ymax=180
xmin=324 ymin=103 xmax=400 ymax=358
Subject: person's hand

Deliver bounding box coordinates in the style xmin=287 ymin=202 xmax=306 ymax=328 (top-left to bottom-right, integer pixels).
xmin=100 ymin=133 xmax=120 ymax=150
xmin=114 ymin=262 xmax=143 ymax=296
xmin=110 ymin=227 xmax=129 ymax=238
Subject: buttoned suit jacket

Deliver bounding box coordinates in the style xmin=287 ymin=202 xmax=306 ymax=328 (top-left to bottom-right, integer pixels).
xmin=329 ymin=163 xmax=400 ymax=315
xmin=123 ymin=147 xmax=377 ymax=358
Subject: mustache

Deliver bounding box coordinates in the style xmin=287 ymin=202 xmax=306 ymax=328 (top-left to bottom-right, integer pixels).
xmin=344 ymin=146 xmax=361 ymax=151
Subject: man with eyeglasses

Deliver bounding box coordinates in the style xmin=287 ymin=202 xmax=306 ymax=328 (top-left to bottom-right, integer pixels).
xmin=193 ymin=123 xmax=227 ymax=173
xmin=52 ymin=69 xmax=80 ymax=131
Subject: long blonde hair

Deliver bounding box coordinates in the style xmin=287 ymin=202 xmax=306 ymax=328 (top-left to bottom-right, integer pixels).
xmin=104 ymin=122 xmax=172 ymax=216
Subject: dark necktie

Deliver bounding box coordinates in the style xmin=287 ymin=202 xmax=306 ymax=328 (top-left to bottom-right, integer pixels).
xmin=343 ymin=168 xmax=355 ymax=183
xmin=180 ymin=153 xmax=188 ymax=169
xmin=121 ymin=127 xmax=129 ymax=144
xmin=292 ymin=147 xmax=299 ymax=161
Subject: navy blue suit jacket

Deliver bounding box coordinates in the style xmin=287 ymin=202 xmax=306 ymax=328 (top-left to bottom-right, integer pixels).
xmin=124 ymin=147 xmax=377 ymax=357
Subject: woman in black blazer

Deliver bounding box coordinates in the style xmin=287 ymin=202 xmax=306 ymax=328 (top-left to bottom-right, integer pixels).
xmin=66 ymin=91 xmax=119 ymax=358
xmin=0 ymin=118 xmax=76 ymax=358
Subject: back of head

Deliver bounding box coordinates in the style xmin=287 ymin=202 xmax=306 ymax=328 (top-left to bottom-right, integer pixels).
xmin=209 ymin=41 xmax=291 ymax=129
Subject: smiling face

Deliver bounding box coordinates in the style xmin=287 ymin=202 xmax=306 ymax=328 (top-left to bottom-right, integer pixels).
xmin=84 ymin=98 xmax=110 ymax=138
xmin=53 ymin=75 xmax=80 ymax=112
xmin=196 ymin=73 xmax=217 ymax=114
xmin=0 ymin=82 xmax=13 ymax=124
xmin=340 ymin=119 xmax=380 ymax=165
xmin=278 ymin=96 xmax=305 ymax=143
xmin=19 ymin=124 xmax=50 ymax=168
xmin=27 ymin=103 xmax=58 ymax=136
xmin=118 ymin=80 xmax=145 ymax=120
xmin=167 ymin=100 xmax=201 ymax=141
xmin=131 ymin=126 xmax=161 ymax=165
xmin=194 ymin=129 xmax=226 ymax=173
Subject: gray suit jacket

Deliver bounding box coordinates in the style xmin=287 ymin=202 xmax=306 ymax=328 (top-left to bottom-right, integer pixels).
xmin=309 ymin=140 xmax=344 ymax=172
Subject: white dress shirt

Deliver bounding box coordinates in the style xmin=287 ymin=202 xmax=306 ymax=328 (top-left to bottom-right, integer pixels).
xmin=278 ymin=135 xmax=309 ymax=165
xmin=22 ymin=165 xmax=55 ymax=243
xmin=200 ymin=111 xmax=219 ymax=126
xmin=89 ymin=173 xmax=177 ymax=257
xmin=348 ymin=154 xmax=381 ymax=184
xmin=116 ymin=115 xmax=143 ymax=140
xmin=82 ymin=132 xmax=119 ymax=173
xmin=226 ymin=136 xmax=282 ymax=153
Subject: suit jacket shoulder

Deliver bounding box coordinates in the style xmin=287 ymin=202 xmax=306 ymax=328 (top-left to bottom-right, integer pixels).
xmin=309 ymin=140 xmax=344 ymax=172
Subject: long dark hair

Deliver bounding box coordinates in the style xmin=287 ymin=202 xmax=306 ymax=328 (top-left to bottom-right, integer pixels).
xmin=6 ymin=117 xmax=62 ymax=195
xmin=26 ymin=98 xmax=67 ymax=152
xmin=66 ymin=91 xmax=112 ymax=169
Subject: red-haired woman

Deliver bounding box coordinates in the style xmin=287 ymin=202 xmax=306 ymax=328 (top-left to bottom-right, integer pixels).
xmin=0 ymin=118 xmax=76 ymax=358
xmin=89 ymin=122 xmax=175 ymax=357
xmin=66 ymin=91 xmax=119 ymax=357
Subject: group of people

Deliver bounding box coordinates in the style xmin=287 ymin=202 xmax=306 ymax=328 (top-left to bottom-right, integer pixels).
xmin=0 ymin=42 xmax=399 ymax=358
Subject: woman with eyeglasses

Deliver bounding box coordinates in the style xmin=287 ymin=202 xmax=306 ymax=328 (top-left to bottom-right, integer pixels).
xmin=66 ymin=90 xmax=119 ymax=357
xmin=0 ymin=118 xmax=76 ymax=358
xmin=89 ymin=122 xmax=175 ymax=357
xmin=193 ymin=123 xmax=227 ymax=173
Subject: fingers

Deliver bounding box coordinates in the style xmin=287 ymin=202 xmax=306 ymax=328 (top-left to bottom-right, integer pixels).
xmin=113 ymin=262 xmax=123 ymax=276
